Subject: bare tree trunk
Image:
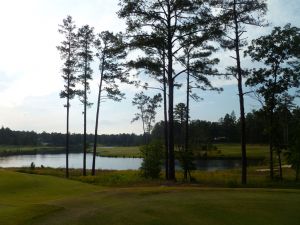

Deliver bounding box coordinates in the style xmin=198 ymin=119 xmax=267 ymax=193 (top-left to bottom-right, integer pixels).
xmin=296 ymin=165 xmax=299 ymax=182
xmin=184 ymin=51 xmax=190 ymax=181
xmin=65 ymin=94 xmax=70 ymax=178
xmin=92 ymin=55 xmax=105 ymax=176
xmin=278 ymin=150 xmax=282 ymax=180
xmin=167 ymin=1 xmax=175 ymax=180
xmin=269 ymin=107 xmax=275 ymax=180
xmin=83 ymin=69 xmax=87 ymax=176
xmin=233 ymin=0 xmax=247 ymax=185
xmin=163 ymin=49 xmax=169 ymax=180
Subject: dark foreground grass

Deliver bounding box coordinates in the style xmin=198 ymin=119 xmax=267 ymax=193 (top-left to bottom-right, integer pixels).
xmin=1 ymin=169 xmax=300 ymax=225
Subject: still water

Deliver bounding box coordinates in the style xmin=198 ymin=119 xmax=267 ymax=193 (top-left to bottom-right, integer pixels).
xmin=0 ymin=153 xmax=246 ymax=171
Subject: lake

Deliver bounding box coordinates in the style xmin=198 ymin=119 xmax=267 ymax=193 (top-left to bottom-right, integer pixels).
xmin=0 ymin=153 xmax=252 ymax=171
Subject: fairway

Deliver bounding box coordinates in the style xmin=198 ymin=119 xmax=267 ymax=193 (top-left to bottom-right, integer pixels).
xmin=94 ymin=144 xmax=269 ymax=159
xmin=1 ymin=170 xmax=300 ymax=225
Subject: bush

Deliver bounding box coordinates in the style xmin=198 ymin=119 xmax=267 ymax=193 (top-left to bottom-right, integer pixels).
xmin=140 ymin=141 xmax=163 ymax=179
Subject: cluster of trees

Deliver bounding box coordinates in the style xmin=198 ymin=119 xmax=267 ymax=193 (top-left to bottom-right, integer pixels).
xmin=57 ymin=16 xmax=130 ymax=176
xmin=0 ymin=127 xmax=38 ymax=146
xmin=56 ymin=1 xmax=300 ymax=182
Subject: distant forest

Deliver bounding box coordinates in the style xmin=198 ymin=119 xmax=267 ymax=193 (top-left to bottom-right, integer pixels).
xmin=2 ymin=109 xmax=297 ymax=147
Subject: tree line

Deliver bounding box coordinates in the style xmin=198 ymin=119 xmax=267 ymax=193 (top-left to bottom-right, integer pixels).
xmin=0 ymin=127 xmax=143 ymax=147
xmin=56 ymin=0 xmax=300 ymax=182
xmin=1 ymin=107 xmax=298 ymax=147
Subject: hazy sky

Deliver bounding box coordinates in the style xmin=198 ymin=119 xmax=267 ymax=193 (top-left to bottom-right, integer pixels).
xmin=0 ymin=0 xmax=299 ymax=134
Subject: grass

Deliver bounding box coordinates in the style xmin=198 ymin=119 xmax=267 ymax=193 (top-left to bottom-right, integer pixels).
xmin=207 ymin=143 xmax=269 ymax=159
xmin=1 ymin=169 xmax=300 ymax=225
xmin=15 ymin=166 xmax=300 ymax=189
xmin=94 ymin=144 xmax=269 ymax=159
xmin=0 ymin=145 xmax=65 ymax=156
xmin=94 ymin=146 xmax=141 ymax=158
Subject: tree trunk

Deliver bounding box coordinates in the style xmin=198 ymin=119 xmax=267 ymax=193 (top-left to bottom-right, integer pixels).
xmin=65 ymin=94 xmax=70 ymax=178
xmin=92 ymin=54 xmax=105 ymax=176
xmin=163 ymin=49 xmax=169 ymax=180
xmin=296 ymin=165 xmax=299 ymax=182
xmin=167 ymin=1 xmax=175 ymax=180
xmin=278 ymin=150 xmax=282 ymax=180
xmin=233 ymin=0 xmax=247 ymax=185
xmin=269 ymin=110 xmax=274 ymax=180
xmin=83 ymin=67 xmax=87 ymax=176
xmin=184 ymin=51 xmax=190 ymax=181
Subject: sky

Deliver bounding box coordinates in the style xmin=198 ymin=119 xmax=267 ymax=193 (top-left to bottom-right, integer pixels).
xmin=0 ymin=0 xmax=299 ymax=134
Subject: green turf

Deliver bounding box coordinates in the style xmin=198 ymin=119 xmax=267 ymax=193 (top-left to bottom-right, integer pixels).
xmin=95 ymin=146 xmax=141 ymax=158
xmin=0 ymin=145 xmax=64 ymax=156
xmin=1 ymin=169 xmax=300 ymax=225
xmin=212 ymin=143 xmax=269 ymax=159
xmin=94 ymin=144 xmax=269 ymax=159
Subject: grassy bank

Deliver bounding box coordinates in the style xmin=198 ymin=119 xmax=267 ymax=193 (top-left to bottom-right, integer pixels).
xmin=94 ymin=144 xmax=269 ymax=159
xmin=1 ymin=169 xmax=300 ymax=225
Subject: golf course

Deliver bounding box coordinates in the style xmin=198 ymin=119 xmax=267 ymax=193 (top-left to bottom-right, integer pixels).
xmin=1 ymin=169 xmax=300 ymax=225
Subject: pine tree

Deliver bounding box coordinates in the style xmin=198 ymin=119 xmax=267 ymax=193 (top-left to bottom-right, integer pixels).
xmin=219 ymin=0 xmax=267 ymax=184
xmin=91 ymin=31 xmax=128 ymax=175
xmin=57 ymin=15 xmax=78 ymax=178
xmin=118 ymin=0 xmax=221 ymax=180
xmin=77 ymin=25 xmax=94 ymax=176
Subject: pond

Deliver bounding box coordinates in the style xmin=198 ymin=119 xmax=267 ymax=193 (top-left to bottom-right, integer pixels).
xmin=0 ymin=153 xmax=257 ymax=171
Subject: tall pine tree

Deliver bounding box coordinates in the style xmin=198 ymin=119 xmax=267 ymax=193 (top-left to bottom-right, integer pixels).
xmin=57 ymin=16 xmax=78 ymax=178
xmin=77 ymin=25 xmax=94 ymax=176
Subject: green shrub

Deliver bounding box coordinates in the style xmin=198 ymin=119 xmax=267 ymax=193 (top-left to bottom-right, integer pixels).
xmin=140 ymin=141 xmax=163 ymax=179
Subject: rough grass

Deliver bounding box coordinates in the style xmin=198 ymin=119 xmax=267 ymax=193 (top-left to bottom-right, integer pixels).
xmin=1 ymin=169 xmax=300 ymax=225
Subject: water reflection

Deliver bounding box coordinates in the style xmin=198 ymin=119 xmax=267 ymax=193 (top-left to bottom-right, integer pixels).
xmin=0 ymin=153 xmax=251 ymax=171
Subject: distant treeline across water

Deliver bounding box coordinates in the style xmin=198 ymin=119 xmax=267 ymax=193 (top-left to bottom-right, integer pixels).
xmin=0 ymin=110 xmax=277 ymax=147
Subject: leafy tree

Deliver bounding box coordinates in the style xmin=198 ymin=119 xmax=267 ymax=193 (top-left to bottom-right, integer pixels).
xmin=118 ymin=0 xmax=221 ymax=180
xmin=91 ymin=31 xmax=128 ymax=175
xmin=57 ymin=15 xmax=78 ymax=178
xmin=132 ymin=92 xmax=162 ymax=144
xmin=219 ymin=0 xmax=268 ymax=184
xmin=76 ymin=25 xmax=95 ymax=176
xmin=246 ymin=24 xmax=300 ymax=179
xmin=140 ymin=140 xmax=163 ymax=179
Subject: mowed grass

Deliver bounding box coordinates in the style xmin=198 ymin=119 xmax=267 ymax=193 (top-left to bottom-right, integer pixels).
xmin=1 ymin=169 xmax=300 ymax=225
xmin=95 ymin=146 xmax=141 ymax=158
xmin=95 ymin=144 xmax=269 ymax=159
xmin=211 ymin=143 xmax=269 ymax=159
